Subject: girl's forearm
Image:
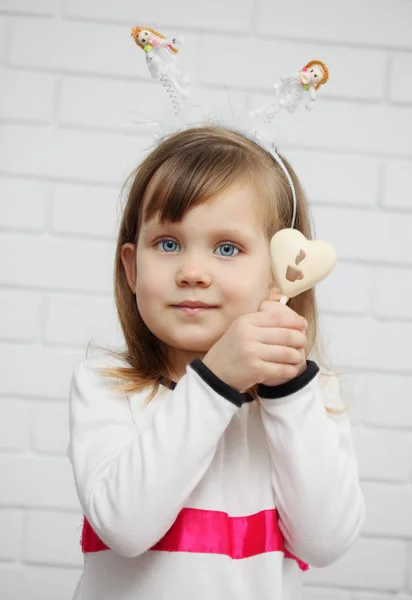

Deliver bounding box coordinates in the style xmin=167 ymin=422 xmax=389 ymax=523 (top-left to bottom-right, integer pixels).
xmin=258 ymin=375 xmax=365 ymax=567
xmin=69 ymin=360 xmax=242 ymax=558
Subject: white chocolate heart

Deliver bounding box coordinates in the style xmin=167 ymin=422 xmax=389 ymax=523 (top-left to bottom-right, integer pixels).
xmin=270 ymin=228 xmax=337 ymax=298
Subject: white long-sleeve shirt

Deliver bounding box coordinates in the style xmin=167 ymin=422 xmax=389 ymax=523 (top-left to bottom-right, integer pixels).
xmin=68 ymin=352 xmax=364 ymax=600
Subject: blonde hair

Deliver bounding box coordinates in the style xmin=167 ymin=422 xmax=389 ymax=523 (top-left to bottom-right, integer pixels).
xmin=130 ymin=26 xmax=179 ymax=54
xmin=106 ymin=125 xmax=325 ymax=402
xmin=305 ymin=60 xmax=329 ymax=90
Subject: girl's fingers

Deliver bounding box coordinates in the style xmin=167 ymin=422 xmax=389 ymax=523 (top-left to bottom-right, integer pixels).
xmin=254 ymin=327 xmax=307 ymax=349
xmin=250 ymin=306 xmax=307 ymax=333
xmin=257 ymin=343 xmax=304 ymax=365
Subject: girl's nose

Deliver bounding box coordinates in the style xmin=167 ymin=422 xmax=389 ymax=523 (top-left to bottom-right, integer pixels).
xmin=176 ymin=261 xmax=212 ymax=287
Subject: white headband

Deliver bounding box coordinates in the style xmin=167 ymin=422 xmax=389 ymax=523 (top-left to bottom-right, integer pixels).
xmin=130 ymin=27 xmax=328 ymax=232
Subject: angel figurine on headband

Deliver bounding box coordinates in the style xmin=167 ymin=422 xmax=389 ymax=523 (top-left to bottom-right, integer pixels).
xmin=252 ymin=60 xmax=329 ymax=120
xmin=131 ymin=26 xmax=190 ymax=101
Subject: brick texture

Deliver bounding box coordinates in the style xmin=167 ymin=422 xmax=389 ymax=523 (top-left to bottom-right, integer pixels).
xmin=1 ymin=1 xmax=411 ymax=598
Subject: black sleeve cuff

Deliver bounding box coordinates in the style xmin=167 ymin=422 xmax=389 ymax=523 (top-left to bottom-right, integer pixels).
xmin=258 ymin=360 xmax=319 ymax=399
xmin=189 ymin=359 xmax=252 ymax=408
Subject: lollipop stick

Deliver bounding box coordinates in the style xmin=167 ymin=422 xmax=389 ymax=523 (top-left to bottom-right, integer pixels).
xmin=279 ymin=295 xmax=289 ymax=305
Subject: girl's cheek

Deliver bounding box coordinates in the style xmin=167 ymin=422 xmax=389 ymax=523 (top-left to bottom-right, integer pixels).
xmin=136 ymin=250 xmax=161 ymax=273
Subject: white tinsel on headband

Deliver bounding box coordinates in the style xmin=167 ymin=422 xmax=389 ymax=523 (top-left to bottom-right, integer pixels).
xmin=129 ymin=26 xmax=329 ymax=231
xmin=126 ymin=85 xmax=298 ymax=229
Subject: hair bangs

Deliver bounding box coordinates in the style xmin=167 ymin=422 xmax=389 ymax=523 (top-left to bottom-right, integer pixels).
xmin=141 ymin=139 xmax=256 ymax=225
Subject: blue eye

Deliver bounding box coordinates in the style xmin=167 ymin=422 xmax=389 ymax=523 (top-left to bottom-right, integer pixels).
xmin=216 ymin=243 xmax=239 ymax=257
xmin=157 ymin=239 xmax=179 ymax=252
xmin=156 ymin=239 xmax=239 ymax=256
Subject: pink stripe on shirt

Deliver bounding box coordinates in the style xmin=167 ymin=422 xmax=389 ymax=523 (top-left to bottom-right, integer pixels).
xmin=81 ymin=508 xmax=308 ymax=571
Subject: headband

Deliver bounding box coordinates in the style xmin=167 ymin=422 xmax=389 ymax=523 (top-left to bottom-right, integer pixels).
xmin=129 ymin=27 xmax=336 ymax=303
xmin=130 ymin=27 xmax=328 ymax=230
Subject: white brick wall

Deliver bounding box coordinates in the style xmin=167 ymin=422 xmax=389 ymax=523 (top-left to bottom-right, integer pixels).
xmin=1 ymin=1 xmax=411 ymax=598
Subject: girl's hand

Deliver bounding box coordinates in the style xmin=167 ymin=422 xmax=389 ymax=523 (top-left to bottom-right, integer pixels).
xmin=202 ymin=300 xmax=308 ymax=393
xmin=258 ymin=300 xmax=307 ymax=386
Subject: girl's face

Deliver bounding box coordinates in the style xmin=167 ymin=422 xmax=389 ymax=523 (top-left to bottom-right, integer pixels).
xmin=122 ymin=181 xmax=279 ymax=377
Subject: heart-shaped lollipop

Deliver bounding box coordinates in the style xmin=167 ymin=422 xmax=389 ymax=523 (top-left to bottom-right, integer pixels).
xmin=270 ymin=229 xmax=337 ymax=303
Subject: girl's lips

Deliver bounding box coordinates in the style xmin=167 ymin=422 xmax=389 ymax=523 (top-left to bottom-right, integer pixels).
xmin=175 ymin=301 xmax=214 ymax=308
xmin=174 ymin=306 xmax=216 ymax=315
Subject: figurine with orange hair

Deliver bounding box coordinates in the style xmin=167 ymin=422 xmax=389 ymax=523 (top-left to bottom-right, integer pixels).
xmin=253 ymin=60 xmax=329 ymax=118
xmin=131 ymin=26 xmax=190 ymax=99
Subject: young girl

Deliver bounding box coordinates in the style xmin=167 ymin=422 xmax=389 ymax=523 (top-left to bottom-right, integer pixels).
xmin=68 ymin=125 xmax=364 ymax=600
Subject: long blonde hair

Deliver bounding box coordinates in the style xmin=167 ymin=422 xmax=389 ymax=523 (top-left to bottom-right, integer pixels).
xmin=106 ymin=125 xmax=324 ymax=401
